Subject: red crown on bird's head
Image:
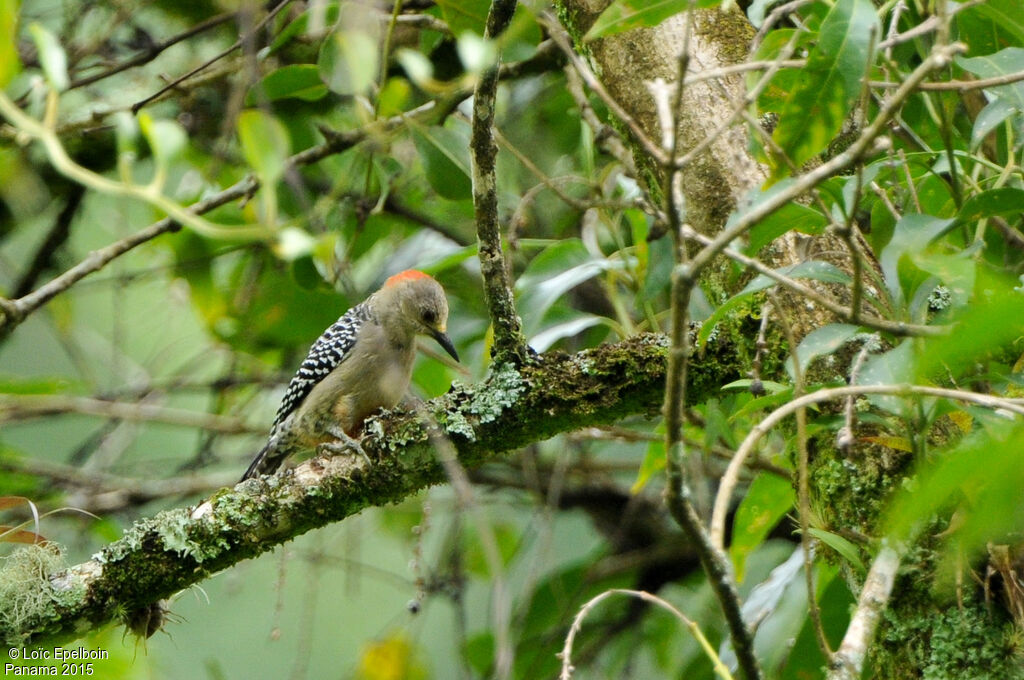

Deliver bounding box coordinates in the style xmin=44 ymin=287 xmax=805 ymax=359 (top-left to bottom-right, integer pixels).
xmin=384 ymin=270 xmax=434 ymax=287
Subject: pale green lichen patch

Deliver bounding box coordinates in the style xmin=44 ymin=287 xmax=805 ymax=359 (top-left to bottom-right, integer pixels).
xmin=0 ymin=543 xmax=69 ymax=647
xmin=99 ymin=508 xmax=211 ymax=565
xmin=439 ymin=408 xmax=476 ymax=441
xmin=466 ymin=362 xmax=525 ymax=423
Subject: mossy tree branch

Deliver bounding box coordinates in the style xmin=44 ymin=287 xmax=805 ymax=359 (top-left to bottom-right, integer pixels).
xmin=1 ymin=333 xmax=758 ymax=649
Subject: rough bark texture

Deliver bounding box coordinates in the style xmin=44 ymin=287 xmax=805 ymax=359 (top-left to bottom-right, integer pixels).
xmin=558 ymin=1 xmax=764 ymax=237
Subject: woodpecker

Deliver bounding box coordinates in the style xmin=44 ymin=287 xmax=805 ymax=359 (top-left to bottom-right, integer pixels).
xmin=240 ymin=270 xmax=458 ymax=481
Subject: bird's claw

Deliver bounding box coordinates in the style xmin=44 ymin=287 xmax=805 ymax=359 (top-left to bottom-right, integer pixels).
xmin=318 ymin=429 xmax=371 ymax=465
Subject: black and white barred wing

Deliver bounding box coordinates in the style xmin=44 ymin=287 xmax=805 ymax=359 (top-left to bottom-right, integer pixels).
xmin=269 ymin=302 xmax=372 ymax=434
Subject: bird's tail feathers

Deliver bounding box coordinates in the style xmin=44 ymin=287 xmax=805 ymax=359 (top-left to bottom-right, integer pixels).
xmin=240 ymin=436 xmax=280 ymax=482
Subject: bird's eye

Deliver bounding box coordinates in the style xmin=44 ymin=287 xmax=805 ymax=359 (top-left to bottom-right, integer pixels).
xmin=422 ymin=309 xmax=437 ymax=324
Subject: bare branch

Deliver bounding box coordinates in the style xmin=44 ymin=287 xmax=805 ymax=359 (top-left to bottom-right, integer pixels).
xmin=827 ymin=544 xmax=901 ymax=680
xmin=0 ymin=394 xmax=258 ymax=434
xmin=471 ymin=0 xmax=528 ymax=365
xmin=541 ymin=13 xmax=669 ymax=167
xmin=871 ymin=69 xmax=1024 ymax=91
xmin=130 ymin=1 xmax=295 ymax=114
xmin=559 ymin=589 xmax=732 ymax=680
xmin=67 ymin=12 xmax=235 ymax=90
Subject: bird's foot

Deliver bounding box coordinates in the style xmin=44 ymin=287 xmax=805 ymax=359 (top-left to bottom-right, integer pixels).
xmin=318 ymin=428 xmax=371 ymax=465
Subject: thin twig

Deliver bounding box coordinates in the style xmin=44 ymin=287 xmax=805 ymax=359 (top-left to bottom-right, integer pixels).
xmin=1 ymin=43 xmax=555 ymax=339
xmin=562 ymin=65 xmax=637 ymax=177
xmin=68 ymin=12 xmax=236 ymax=90
xmin=542 ymin=13 xmax=668 ymax=166
xmin=11 ymin=185 xmax=84 ymax=299
xmin=748 ymin=303 xmax=771 ymax=393
xmin=130 ymin=1 xmax=295 ymax=113
xmin=0 ymin=394 xmax=259 ymax=433
xmin=0 ymin=90 xmax=269 ymax=241
xmin=0 ymin=98 xmax=445 ymax=338
xmin=767 ymin=289 xmax=831 ymax=658
xmin=870 ymin=69 xmax=1024 ymax=91
xmin=0 ymin=457 xmax=237 ymax=514
xmin=673 ymin=31 xmax=801 ymax=172
xmin=559 ymin=589 xmax=732 ymax=680
xmin=837 ymin=338 xmax=878 ymax=452
xmin=0 ymin=173 xmax=258 ymax=339
xmin=710 ymin=384 xmax=1024 ymax=550
xmin=683 ymin=59 xmax=806 ymax=86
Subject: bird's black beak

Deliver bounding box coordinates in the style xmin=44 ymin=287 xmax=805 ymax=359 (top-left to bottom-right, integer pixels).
xmin=431 ymin=329 xmax=460 ymax=362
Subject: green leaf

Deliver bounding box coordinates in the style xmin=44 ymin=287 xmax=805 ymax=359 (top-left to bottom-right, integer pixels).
xmin=28 ymin=22 xmax=67 ymax=91
xmin=787 ymin=323 xmax=861 ymax=380
xmin=138 ymin=113 xmax=187 ymax=167
xmin=377 ymin=77 xmax=412 ymax=117
xmin=912 ymin=272 xmax=1024 ymax=382
xmin=395 ymin=48 xmax=434 ymax=88
xmin=878 ymin=214 xmax=955 ymax=303
xmin=884 ymin=420 xmax=1024 ymax=571
xmin=631 ymin=436 xmax=665 ymax=494
xmin=456 ymin=32 xmax=497 ymax=74
xmin=463 ymin=633 xmax=495 ymax=676
xmin=957 ymin=47 xmax=1024 ymax=109
xmin=515 ymin=239 xmax=627 ymax=334
xmin=0 ymin=377 xmax=79 ymax=394
xmin=237 ymin=110 xmax=290 ymax=224
xmin=770 ymin=0 xmax=879 ymax=179
xmin=721 ymin=378 xmax=788 ymax=394
xmin=237 ymin=110 xmax=290 ymax=185
xmin=807 ymin=527 xmax=865 ymax=573
xmin=268 ymin=3 xmax=341 ymax=53
xmin=748 ymin=0 xmax=786 ymax=28
xmin=113 ymin=111 xmax=139 ymax=160
xmin=585 ymin=0 xmax=721 ymax=41
xmin=858 ymin=339 xmax=915 ymax=417
xmin=959 ymin=187 xmax=1024 ymax=223
xmin=464 ymin=523 xmax=520 ymax=577
xmin=698 ymin=260 xmax=852 ymax=348
xmin=318 ymin=21 xmax=379 ymax=96
xmin=273 ymin=226 xmax=316 ymax=261
xmin=530 ymin=316 xmax=607 ymax=352
xmin=434 ymin=0 xmax=490 ymax=36
xmin=728 ymin=385 xmax=801 ymax=422
xmin=746 ymin=201 xmax=828 ymax=254
xmin=780 ymin=567 xmax=852 ymax=680
xmin=729 ymin=472 xmax=795 ymax=581
xmin=409 ymin=123 xmax=472 ymax=200
xmin=969 ymin=98 xmax=1019 ymax=150
xmin=955 ymin=0 xmax=1024 ymax=58
xmin=910 ymin=250 xmax=974 ymax=310
xmin=749 ymin=29 xmax=803 ymax=113
xmin=0 ymin=0 xmax=20 ymax=88
xmin=246 ymin=65 xmax=328 ymax=105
